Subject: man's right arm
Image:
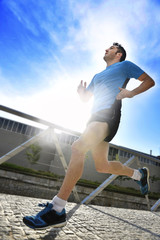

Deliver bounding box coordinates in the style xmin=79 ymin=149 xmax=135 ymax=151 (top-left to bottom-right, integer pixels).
xmin=77 ymin=80 xmax=93 ymax=102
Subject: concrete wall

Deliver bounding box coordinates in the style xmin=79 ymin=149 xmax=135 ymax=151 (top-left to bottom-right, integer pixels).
xmin=0 ymin=169 xmax=157 ymax=211
xmin=0 ymin=128 xmax=160 ymax=193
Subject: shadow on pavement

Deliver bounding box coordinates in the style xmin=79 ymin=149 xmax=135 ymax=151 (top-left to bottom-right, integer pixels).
xmin=88 ymin=205 xmax=160 ymax=239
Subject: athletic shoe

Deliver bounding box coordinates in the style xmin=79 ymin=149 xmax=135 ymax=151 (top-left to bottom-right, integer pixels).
xmin=135 ymin=167 xmax=150 ymax=195
xmin=23 ymin=202 xmax=67 ymax=229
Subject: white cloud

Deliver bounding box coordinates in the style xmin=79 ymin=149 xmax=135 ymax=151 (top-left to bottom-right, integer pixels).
xmin=1 ymin=0 xmax=160 ymax=155
xmin=65 ymin=0 xmax=160 ymax=63
xmin=6 ymin=1 xmax=40 ymax=36
xmin=6 ymin=0 xmax=160 ymax=62
xmin=3 ymin=0 xmax=160 ymax=96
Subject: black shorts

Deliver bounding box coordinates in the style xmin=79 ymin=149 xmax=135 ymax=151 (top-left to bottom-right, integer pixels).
xmin=87 ymin=100 xmax=122 ymax=142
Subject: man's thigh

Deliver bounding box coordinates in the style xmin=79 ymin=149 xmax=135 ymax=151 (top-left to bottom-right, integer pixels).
xmin=91 ymin=141 xmax=109 ymax=171
xmin=79 ymin=121 xmax=110 ymax=151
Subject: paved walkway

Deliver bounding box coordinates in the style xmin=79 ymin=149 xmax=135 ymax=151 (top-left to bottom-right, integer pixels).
xmin=0 ymin=193 xmax=160 ymax=240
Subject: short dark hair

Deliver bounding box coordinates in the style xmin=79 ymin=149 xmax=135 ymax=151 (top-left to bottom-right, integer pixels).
xmin=113 ymin=42 xmax=126 ymax=62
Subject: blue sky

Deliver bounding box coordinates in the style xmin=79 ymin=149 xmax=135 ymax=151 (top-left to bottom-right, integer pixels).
xmin=0 ymin=0 xmax=160 ymax=156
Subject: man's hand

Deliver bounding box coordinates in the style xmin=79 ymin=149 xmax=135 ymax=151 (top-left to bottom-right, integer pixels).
xmin=77 ymin=80 xmax=87 ymax=95
xmin=116 ymin=87 xmax=134 ymax=100
xmin=77 ymin=80 xmax=93 ymax=102
xmin=116 ymin=73 xmax=155 ymax=100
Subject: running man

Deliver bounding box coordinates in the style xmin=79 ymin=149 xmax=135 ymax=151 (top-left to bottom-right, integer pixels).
xmin=23 ymin=42 xmax=155 ymax=229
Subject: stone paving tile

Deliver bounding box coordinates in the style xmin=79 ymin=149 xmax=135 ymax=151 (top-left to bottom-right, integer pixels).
xmin=0 ymin=193 xmax=160 ymax=240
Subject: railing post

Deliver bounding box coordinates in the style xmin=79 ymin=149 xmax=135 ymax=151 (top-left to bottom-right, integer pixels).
xmin=151 ymin=198 xmax=160 ymax=211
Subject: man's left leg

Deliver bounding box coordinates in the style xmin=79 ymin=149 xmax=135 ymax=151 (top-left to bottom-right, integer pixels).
xmin=92 ymin=141 xmax=150 ymax=195
xmin=92 ymin=141 xmax=134 ymax=176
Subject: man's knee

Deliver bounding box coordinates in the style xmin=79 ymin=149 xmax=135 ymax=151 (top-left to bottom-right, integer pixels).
xmin=71 ymin=138 xmax=88 ymax=156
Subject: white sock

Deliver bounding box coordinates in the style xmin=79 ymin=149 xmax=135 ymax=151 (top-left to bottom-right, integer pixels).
xmin=131 ymin=169 xmax=142 ymax=181
xmin=51 ymin=196 xmax=67 ymax=213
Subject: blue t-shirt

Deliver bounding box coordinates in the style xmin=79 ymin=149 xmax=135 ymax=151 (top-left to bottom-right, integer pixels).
xmin=87 ymin=60 xmax=144 ymax=113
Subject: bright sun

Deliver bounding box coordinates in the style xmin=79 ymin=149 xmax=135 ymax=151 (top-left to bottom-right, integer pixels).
xmin=32 ymin=82 xmax=93 ymax=134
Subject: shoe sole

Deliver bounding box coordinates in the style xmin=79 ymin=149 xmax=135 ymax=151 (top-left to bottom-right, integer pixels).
xmin=36 ymin=221 xmax=67 ymax=230
xmin=23 ymin=218 xmax=67 ymax=230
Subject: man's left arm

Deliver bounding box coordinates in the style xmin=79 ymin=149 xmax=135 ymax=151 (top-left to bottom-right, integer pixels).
xmin=116 ymin=73 xmax=155 ymax=100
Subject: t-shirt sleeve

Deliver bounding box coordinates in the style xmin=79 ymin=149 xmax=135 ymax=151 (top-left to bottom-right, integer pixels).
xmin=124 ymin=61 xmax=144 ymax=79
xmin=86 ymin=74 xmax=96 ymax=92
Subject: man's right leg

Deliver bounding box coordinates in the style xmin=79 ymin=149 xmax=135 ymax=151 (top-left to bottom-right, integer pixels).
xmin=57 ymin=121 xmax=110 ymax=201
xmin=23 ymin=121 xmax=110 ymax=229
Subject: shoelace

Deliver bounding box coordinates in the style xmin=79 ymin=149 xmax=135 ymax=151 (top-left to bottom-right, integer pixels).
xmin=38 ymin=202 xmax=50 ymax=208
xmin=36 ymin=202 xmax=52 ymax=218
xmin=38 ymin=202 xmax=66 ymax=216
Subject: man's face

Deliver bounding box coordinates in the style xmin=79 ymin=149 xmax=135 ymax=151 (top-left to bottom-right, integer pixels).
xmin=103 ymin=45 xmax=119 ymax=62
